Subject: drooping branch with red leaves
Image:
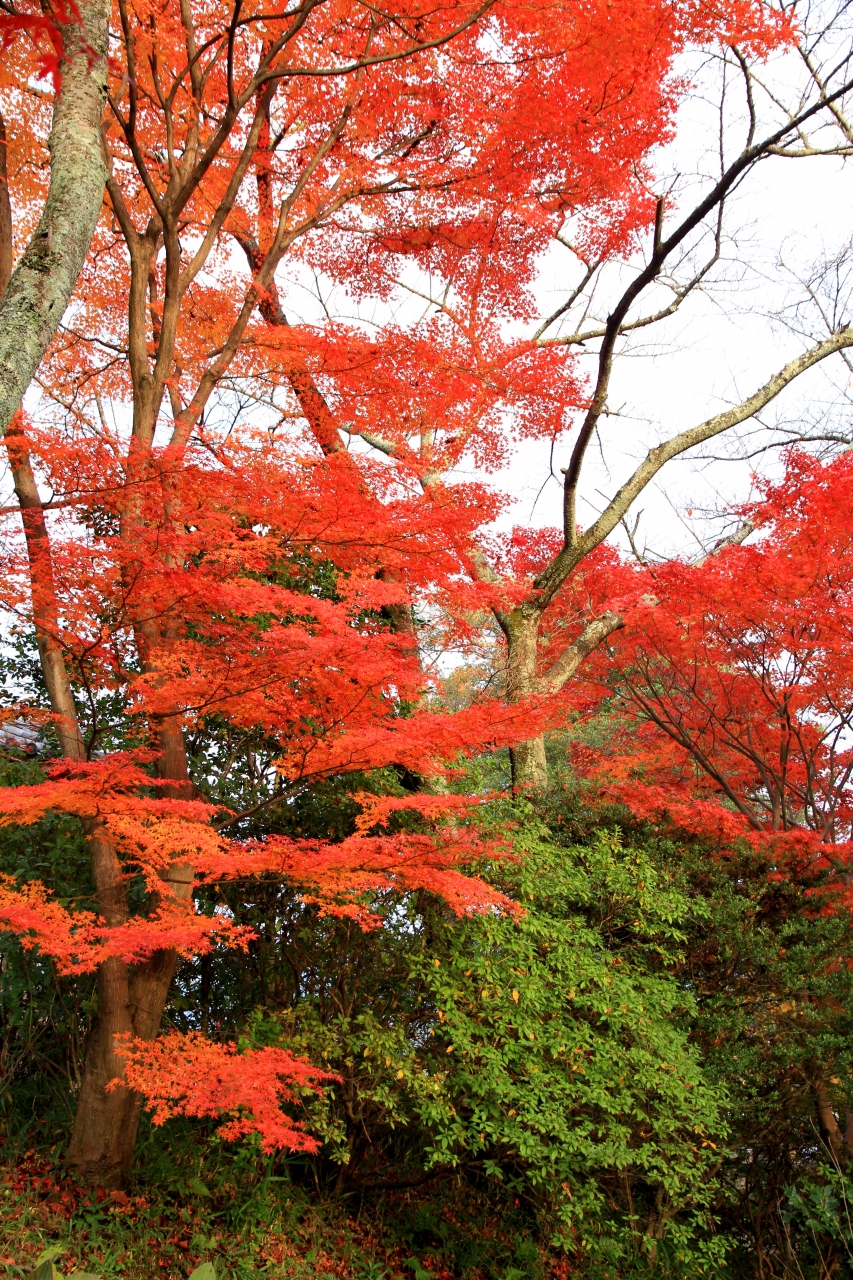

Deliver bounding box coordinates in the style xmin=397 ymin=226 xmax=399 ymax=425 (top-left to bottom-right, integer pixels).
xmin=570 ymin=451 xmax=853 ymax=900
xmin=113 ymin=1033 xmax=334 ymax=1153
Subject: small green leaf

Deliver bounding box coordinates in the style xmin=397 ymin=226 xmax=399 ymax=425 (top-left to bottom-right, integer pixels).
xmin=32 ymin=1252 xmax=61 ymax=1266
xmin=403 ymin=1258 xmax=434 ymax=1280
xmin=188 ymin=1265 xmax=217 ymax=1280
xmin=23 ymin=1264 xmax=61 ymax=1280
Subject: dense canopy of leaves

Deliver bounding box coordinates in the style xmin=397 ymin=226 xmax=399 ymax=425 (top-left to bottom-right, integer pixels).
xmin=5 ymin=0 xmax=853 ymax=1273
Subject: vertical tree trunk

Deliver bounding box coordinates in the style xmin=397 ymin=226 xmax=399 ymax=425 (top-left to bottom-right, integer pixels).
xmin=2 ymin=410 xmax=164 ymax=1185
xmin=5 ymin=434 xmax=194 ymax=1183
xmin=66 ymin=948 xmax=191 ymax=1185
xmin=65 ymin=712 xmax=196 ymax=1184
xmin=504 ymin=608 xmax=548 ymax=791
xmin=65 ymin=826 xmax=138 ymax=1183
xmin=4 ymin=418 xmax=175 ymax=1185
xmin=2 ymin=417 xmax=146 ymax=1183
xmin=0 ymin=110 xmax=13 ymax=296
xmin=0 ymin=0 xmax=109 ymax=432
xmin=0 ymin=16 xmax=139 ymax=1181
xmin=811 ymin=1065 xmax=845 ymax=1163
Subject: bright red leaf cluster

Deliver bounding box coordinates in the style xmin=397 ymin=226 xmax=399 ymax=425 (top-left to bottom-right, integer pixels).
xmin=113 ymin=1032 xmax=333 ymax=1152
xmin=569 ymin=451 xmax=853 ymax=898
xmin=0 ymin=0 xmax=793 ymax=1159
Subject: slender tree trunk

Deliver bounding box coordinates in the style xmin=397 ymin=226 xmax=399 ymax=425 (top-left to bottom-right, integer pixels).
xmin=65 ymin=810 xmax=194 ymax=1184
xmin=811 ymin=1065 xmax=845 ymax=1163
xmin=65 ymin=635 xmax=197 ymax=1184
xmin=4 ymin=428 xmax=194 ymax=1183
xmin=1 ymin=422 xmax=147 ymax=1183
xmin=65 ymin=826 xmax=138 ymax=1183
xmin=0 ymin=110 xmax=12 ymax=295
xmin=504 ymin=608 xmax=548 ymax=791
xmin=4 ymin=418 xmax=86 ymax=758
xmin=0 ymin=0 xmax=109 ymax=432
xmin=3 ymin=420 xmax=186 ymax=1184
xmin=0 ymin=36 xmax=140 ymax=1186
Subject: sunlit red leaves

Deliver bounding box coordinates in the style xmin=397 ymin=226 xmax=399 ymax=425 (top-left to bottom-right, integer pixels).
xmin=566 ymin=451 xmax=853 ymax=903
xmin=272 ymin=695 xmax=557 ymax=781
xmin=0 ymin=0 xmax=80 ymax=91
xmin=4 ymin=0 xmax=793 ymax=458
xmin=262 ymin=321 xmax=585 ymax=475
xmin=0 ymin=874 xmax=253 ymax=974
xmin=0 ymin=745 xmax=519 ymax=972
xmin=0 ymin=427 xmax=484 ymax=737
xmin=112 ymin=1032 xmax=332 ymax=1152
xmin=0 ymin=754 xmax=226 ymax=883
xmin=0 ymin=0 xmax=798 ymax=1156
xmin=205 ymin=827 xmax=519 ymax=926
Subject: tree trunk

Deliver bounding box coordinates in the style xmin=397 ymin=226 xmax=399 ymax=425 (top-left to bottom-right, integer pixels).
xmin=0 ymin=0 xmax=109 ymax=432
xmin=5 ymin=417 xmax=87 ymax=757
xmin=6 ymin=422 xmax=196 ymax=1182
xmin=504 ymin=609 xmax=548 ymax=791
xmin=60 ymin=816 xmax=137 ymax=1183
xmin=2 ymin=420 xmax=159 ymax=1186
xmin=1 ymin=1 xmax=204 ymax=1184
xmin=1 ymin=421 xmax=145 ymax=1183
xmin=66 ymin=847 xmax=194 ymax=1186
xmin=66 ymin=952 xmax=188 ymax=1186
xmin=811 ymin=1065 xmax=845 ymax=1164
xmin=66 ymin=721 xmax=195 ymax=1186
xmin=65 ymin=963 xmax=139 ymax=1185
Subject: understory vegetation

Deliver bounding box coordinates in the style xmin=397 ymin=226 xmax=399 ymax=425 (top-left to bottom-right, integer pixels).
xmin=3 ymin=739 xmax=853 ymax=1280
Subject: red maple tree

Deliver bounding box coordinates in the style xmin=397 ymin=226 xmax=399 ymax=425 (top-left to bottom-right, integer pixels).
xmin=0 ymin=0 xmax=793 ymax=1183
xmin=571 ymin=450 xmax=853 ymax=900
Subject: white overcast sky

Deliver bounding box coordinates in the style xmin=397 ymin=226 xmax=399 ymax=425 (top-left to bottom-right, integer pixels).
xmin=489 ymin=32 xmax=853 ymax=562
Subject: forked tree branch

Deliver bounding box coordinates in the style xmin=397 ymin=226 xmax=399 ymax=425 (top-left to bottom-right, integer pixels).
xmin=559 ymin=70 xmax=853 ymax=545
xmin=533 ymin=321 xmax=853 ymax=606
xmin=539 ymin=610 xmax=625 ymax=692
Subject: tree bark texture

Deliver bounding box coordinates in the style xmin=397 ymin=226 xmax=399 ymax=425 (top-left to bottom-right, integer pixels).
xmin=65 ymin=726 xmax=196 ymax=1185
xmin=4 ymin=417 xmax=87 ymax=758
xmin=0 ymin=110 xmax=13 ymax=296
xmin=3 ymin=428 xmax=193 ymax=1184
xmin=63 ymin=805 xmax=195 ymax=1185
xmin=810 ymin=1065 xmax=849 ymax=1163
xmin=0 ymin=0 xmax=109 ymax=432
xmin=504 ymin=607 xmax=625 ymax=792
xmin=505 ymin=610 xmax=549 ymax=791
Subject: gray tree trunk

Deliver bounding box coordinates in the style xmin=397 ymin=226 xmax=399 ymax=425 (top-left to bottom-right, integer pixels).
xmin=505 ymin=610 xmax=549 ymax=791
xmin=0 ymin=0 xmax=109 ymax=431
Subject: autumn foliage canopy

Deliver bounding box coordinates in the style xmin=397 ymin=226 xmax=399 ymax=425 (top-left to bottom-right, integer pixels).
xmin=561 ymin=451 xmax=853 ymax=904
xmin=0 ymin=0 xmax=797 ymax=1165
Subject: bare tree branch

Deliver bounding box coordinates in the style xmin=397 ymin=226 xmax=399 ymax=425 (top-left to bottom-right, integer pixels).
xmin=539 ymin=611 xmax=625 ymax=692
xmin=534 ymin=321 xmax=853 ymax=606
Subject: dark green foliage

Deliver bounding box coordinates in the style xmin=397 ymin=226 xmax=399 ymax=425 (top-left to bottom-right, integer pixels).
xmin=0 ymin=755 xmax=94 ymax=1114
xmin=409 ymin=816 xmax=727 ymax=1273
xmin=673 ymin=841 xmax=853 ymax=1277
xmin=543 ymin=784 xmax=853 ymax=1276
xmin=5 ymin=767 xmax=853 ymax=1277
xmin=168 ymin=806 xmax=731 ymax=1274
